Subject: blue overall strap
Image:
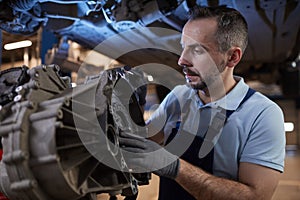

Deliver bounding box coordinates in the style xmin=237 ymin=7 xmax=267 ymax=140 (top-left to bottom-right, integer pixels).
xmin=226 ymin=87 xmax=256 ymax=118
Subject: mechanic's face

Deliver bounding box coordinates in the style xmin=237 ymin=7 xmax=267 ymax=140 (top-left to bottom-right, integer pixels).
xmin=178 ymin=18 xmax=227 ymax=91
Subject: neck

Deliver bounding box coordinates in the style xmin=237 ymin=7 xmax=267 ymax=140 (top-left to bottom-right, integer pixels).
xmin=198 ymin=75 xmax=237 ymax=104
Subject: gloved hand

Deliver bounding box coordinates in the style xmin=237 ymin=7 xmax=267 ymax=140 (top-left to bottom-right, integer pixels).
xmin=118 ymin=132 xmax=180 ymax=179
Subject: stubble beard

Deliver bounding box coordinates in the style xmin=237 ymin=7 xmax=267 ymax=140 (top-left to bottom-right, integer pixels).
xmin=189 ymin=62 xmax=226 ymax=91
xmin=189 ymin=80 xmax=207 ymax=90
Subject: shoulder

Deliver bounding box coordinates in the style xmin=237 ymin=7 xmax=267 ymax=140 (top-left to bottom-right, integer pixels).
xmin=149 ymin=85 xmax=196 ymax=122
xmin=229 ymin=90 xmax=285 ymax=141
xmin=163 ymin=84 xmax=195 ymax=105
xmin=242 ymin=91 xmax=285 ymax=146
xmin=245 ymin=91 xmax=283 ymax=116
xmin=171 ymin=84 xmax=193 ymax=96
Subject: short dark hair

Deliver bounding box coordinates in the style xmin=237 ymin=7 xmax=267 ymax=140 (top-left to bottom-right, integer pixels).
xmin=188 ymin=6 xmax=248 ymax=53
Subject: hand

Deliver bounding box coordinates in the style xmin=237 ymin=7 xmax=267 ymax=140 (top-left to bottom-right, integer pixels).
xmin=118 ymin=132 xmax=180 ymax=179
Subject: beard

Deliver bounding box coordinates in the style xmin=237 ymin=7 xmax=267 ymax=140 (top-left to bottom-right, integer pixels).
xmin=184 ymin=61 xmax=226 ymax=91
xmin=189 ymin=79 xmax=207 ymax=90
xmin=184 ymin=69 xmax=207 ymax=90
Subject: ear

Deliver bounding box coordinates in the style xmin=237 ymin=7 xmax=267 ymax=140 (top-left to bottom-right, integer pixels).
xmin=227 ymin=47 xmax=242 ymax=68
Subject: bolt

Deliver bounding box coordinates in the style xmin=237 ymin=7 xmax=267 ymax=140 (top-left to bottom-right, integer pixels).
xmin=15 ymin=86 xmax=23 ymax=93
xmin=42 ymin=65 xmax=47 ymax=71
xmin=14 ymin=95 xmax=22 ymax=102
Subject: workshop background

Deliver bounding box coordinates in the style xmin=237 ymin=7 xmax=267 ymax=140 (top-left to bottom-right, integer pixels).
xmin=0 ymin=0 xmax=300 ymax=200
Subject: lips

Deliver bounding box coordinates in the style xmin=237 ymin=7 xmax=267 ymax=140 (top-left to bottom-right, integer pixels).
xmin=183 ymin=67 xmax=199 ymax=83
xmin=183 ymin=67 xmax=198 ymax=76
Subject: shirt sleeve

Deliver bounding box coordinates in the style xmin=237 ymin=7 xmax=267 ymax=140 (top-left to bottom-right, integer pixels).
xmin=240 ymin=103 xmax=286 ymax=172
xmin=147 ymin=86 xmax=183 ymax=143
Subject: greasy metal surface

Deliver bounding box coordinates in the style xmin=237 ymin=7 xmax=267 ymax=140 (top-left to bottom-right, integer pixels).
xmin=0 ymin=65 xmax=149 ymax=200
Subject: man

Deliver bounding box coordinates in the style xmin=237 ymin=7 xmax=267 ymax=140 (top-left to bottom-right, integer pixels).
xmin=119 ymin=5 xmax=285 ymax=200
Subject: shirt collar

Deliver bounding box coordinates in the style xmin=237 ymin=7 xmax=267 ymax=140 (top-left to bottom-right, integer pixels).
xmin=197 ymin=76 xmax=249 ymax=110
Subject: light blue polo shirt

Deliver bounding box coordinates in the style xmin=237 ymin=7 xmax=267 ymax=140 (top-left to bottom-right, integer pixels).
xmin=148 ymin=76 xmax=285 ymax=180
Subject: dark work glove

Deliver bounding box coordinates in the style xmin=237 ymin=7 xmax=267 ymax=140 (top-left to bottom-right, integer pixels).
xmin=119 ymin=132 xmax=180 ymax=179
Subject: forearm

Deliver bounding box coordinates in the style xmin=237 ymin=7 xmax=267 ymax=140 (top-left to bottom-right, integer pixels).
xmin=175 ymin=159 xmax=259 ymax=200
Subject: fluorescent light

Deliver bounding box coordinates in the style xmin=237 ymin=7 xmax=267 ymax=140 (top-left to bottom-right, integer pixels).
xmin=284 ymin=122 xmax=294 ymax=132
xmin=4 ymin=40 xmax=32 ymax=50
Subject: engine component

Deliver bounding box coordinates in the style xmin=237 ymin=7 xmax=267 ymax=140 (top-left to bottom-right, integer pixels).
xmin=0 ymin=65 xmax=149 ymax=200
xmin=0 ymin=66 xmax=30 ymax=111
xmin=0 ymin=0 xmax=43 ymax=35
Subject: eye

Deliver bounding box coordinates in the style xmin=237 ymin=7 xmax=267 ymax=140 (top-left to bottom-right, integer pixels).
xmin=192 ymin=46 xmax=205 ymax=54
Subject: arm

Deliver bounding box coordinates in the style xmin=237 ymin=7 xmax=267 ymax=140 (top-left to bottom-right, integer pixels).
xmin=149 ymin=130 xmax=164 ymax=145
xmin=119 ymin=129 xmax=281 ymax=200
xmin=175 ymin=159 xmax=280 ymax=200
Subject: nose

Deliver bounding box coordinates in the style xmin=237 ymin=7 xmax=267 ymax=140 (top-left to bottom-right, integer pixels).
xmin=178 ymin=57 xmax=191 ymax=67
xmin=178 ymin=51 xmax=192 ymax=68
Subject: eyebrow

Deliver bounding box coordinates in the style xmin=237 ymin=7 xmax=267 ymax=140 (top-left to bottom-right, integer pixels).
xmin=181 ymin=42 xmax=209 ymax=52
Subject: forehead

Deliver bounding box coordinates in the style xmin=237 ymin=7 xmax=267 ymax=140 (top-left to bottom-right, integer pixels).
xmin=181 ymin=18 xmax=217 ymax=46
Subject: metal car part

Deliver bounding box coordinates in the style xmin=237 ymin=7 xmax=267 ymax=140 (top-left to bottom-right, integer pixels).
xmin=0 ymin=65 xmax=149 ymax=200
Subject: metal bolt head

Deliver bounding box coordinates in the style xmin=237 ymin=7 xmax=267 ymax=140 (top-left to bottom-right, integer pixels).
xmin=14 ymin=95 xmax=22 ymax=102
xmin=15 ymin=86 xmax=23 ymax=93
